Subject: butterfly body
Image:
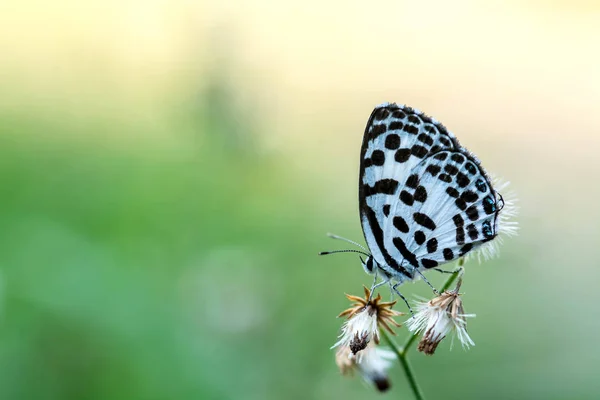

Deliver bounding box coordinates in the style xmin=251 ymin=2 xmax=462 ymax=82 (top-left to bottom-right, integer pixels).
xmin=358 ymin=103 xmax=505 ymax=285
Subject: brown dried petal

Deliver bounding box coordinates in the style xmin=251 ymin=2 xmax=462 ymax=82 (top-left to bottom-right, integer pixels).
xmin=349 ymin=332 xmax=369 ymax=354
xmin=346 ymin=294 xmax=366 ymax=303
xmin=418 ymin=337 xmax=442 ymax=355
xmin=337 ymin=309 xmax=354 ymax=318
xmin=363 ymin=286 xmax=371 ymax=299
xmin=378 ymin=319 xmax=396 ymax=335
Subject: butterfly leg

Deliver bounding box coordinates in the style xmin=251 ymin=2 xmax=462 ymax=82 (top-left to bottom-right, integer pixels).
xmin=369 ymin=278 xmax=390 ymax=300
xmin=391 ymin=282 xmax=413 ymax=315
xmin=368 ymin=268 xmax=390 ymax=301
xmin=414 ymin=269 xmax=440 ymax=295
xmin=433 ymin=268 xmax=455 ymax=274
xmin=370 ymin=266 xmax=379 ymax=289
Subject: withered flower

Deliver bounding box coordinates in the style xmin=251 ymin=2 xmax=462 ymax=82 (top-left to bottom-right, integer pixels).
xmin=335 ymin=343 xmax=396 ymax=392
xmin=333 ymin=286 xmax=404 ymax=354
xmin=406 ymin=281 xmax=475 ymax=355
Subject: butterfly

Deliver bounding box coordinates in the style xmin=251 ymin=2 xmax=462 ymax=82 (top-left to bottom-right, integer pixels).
xmin=322 ymin=103 xmax=516 ymax=306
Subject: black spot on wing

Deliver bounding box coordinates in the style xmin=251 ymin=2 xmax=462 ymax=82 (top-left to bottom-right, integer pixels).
xmin=406 ymin=174 xmax=419 ymax=189
xmin=404 ymin=125 xmax=419 ymax=135
xmin=421 ymin=259 xmax=438 ymax=269
xmin=391 ymin=109 xmax=406 ymax=119
xmin=438 ymin=136 xmax=452 ymax=147
xmin=467 ymin=224 xmax=479 ymax=240
xmin=414 ymin=186 xmax=427 ymax=202
xmin=423 ymin=124 xmax=436 ymax=134
xmin=475 ymin=179 xmax=487 ymax=192
xmin=444 ymin=164 xmax=459 ymax=175
xmin=414 ymin=230 xmax=426 ymax=245
xmin=461 ymin=190 xmax=479 ymax=203
xmin=393 ymin=237 xmax=419 ymax=268
xmin=417 ymin=133 xmax=433 ymax=146
xmin=389 ymin=121 xmax=404 ymax=131
xmin=454 ymin=215 xmax=465 ymax=245
xmin=456 ymin=172 xmax=471 ymax=188
xmin=446 ymin=187 xmax=459 ymax=198
xmin=411 ymin=145 xmax=428 ymax=158
xmin=465 ymin=162 xmax=477 ymax=175
xmin=482 ymin=220 xmax=494 ymax=239
xmin=382 ymin=204 xmax=390 ymax=217
xmin=438 ymin=173 xmax=452 ymax=183
xmin=393 ymin=216 xmax=409 ymax=233
xmin=455 ymin=198 xmax=467 ymax=211
xmin=426 ymin=238 xmax=438 ymax=253
xmin=466 ymin=205 xmax=479 ymax=221
xmin=426 ymin=164 xmax=441 ymax=176
xmin=370 ymin=124 xmax=387 ymax=139
xmin=407 ymin=115 xmax=421 ymax=124
xmin=372 ymin=108 xmax=390 ymax=121
xmin=453 ymin=214 xmax=464 ymax=227
xmin=443 ymin=248 xmax=454 ymax=260
xmin=385 ymin=134 xmax=401 ymax=150
xmin=364 ymin=179 xmax=399 ymax=196
xmin=456 ymin=228 xmax=465 ymax=245
xmin=371 ymin=150 xmax=385 ymax=166
xmin=451 ymin=153 xmax=465 ymax=163
xmin=483 ymin=196 xmax=496 ymax=215
xmin=371 ymin=150 xmax=385 ymax=167
xmin=400 ymin=191 xmax=414 ymax=206
xmin=413 ymin=213 xmax=436 ymax=230
xmin=395 ymin=149 xmax=411 ymax=163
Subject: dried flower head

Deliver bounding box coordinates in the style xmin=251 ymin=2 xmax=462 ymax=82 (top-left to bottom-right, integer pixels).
xmin=333 ymin=286 xmax=404 ymax=354
xmin=406 ymin=282 xmax=474 ymax=355
xmin=335 ymin=343 xmax=395 ymax=392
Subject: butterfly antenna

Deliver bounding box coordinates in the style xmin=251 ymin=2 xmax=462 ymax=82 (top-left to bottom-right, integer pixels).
xmin=319 ymin=249 xmax=370 ymax=257
xmin=326 ymin=233 xmax=368 ymax=252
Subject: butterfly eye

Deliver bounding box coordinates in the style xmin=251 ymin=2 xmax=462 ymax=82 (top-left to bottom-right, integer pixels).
xmin=362 ymin=256 xmax=374 ymax=274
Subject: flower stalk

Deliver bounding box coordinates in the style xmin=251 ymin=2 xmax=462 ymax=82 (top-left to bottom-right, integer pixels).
xmin=381 ymin=263 xmax=464 ymax=400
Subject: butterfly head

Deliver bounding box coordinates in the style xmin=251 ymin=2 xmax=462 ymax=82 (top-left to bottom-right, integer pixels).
xmin=360 ymin=255 xmax=376 ymax=275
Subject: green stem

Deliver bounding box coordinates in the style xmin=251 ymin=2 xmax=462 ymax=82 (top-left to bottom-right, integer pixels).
xmin=383 ymin=261 xmax=464 ymax=400
xmin=382 ymin=330 xmax=424 ymax=400
xmin=402 ymin=329 xmax=419 ymax=353
xmin=437 ymin=265 xmax=462 ymax=294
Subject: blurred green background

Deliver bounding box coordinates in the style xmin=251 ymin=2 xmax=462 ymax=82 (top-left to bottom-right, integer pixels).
xmin=1 ymin=1 xmax=600 ymax=399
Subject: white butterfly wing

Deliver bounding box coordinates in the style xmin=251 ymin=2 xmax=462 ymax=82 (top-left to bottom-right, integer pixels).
xmin=359 ymin=103 xmax=501 ymax=280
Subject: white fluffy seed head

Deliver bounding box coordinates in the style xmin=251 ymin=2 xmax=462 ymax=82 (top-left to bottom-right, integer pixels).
xmin=355 ymin=344 xmax=396 ymax=391
xmin=332 ymin=307 xmax=379 ymax=354
xmin=406 ymin=292 xmax=475 ymax=355
xmin=335 ymin=343 xmax=396 ymax=392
